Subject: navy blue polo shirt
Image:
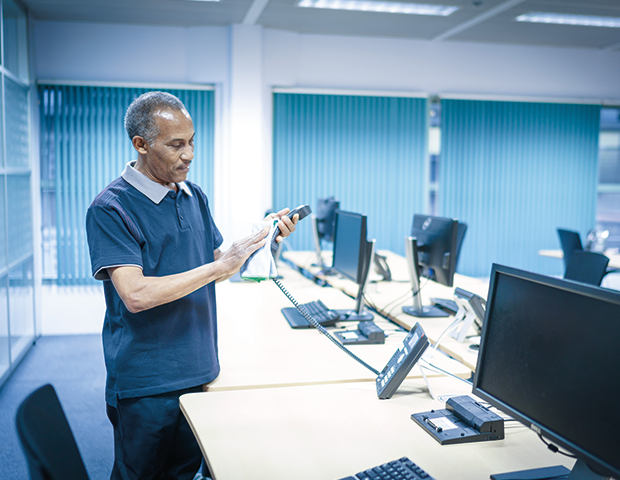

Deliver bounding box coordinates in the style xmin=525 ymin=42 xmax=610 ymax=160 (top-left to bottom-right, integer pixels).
xmin=86 ymin=162 xmax=223 ymax=407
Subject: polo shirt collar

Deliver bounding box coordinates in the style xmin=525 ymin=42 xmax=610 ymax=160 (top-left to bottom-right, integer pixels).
xmin=121 ymin=161 xmax=193 ymax=204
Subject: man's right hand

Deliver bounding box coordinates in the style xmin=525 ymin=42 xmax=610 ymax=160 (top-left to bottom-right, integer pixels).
xmin=214 ymin=225 xmax=270 ymax=279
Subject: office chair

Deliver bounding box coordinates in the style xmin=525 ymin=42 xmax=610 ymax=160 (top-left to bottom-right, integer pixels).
xmin=16 ymin=384 xmax=90 ymax=480
xmin=557 ymin=228 xmax=583 ymax=271
xmin=563 ymin=251 xmax=610 ymax=287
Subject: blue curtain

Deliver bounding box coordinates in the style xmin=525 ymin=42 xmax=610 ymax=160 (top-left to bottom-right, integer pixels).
xmin=39 ymin=85 xmax=215 ymax=285
xmin=440 ymin=99 xmax=600 ymax=278
xmin=273 ymin=93 xmax=428 ymax=255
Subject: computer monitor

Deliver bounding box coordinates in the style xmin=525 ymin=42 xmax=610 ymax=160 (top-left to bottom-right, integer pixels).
xmin=403 ymin=214 xmax=459 ymax=318
xmin=311 ymin=197 xmax=340 ymax=271
xmin=472 ymin=264 xmax=620 ymax=480
xmin=331 ymin=209 xmax=374 ymax=321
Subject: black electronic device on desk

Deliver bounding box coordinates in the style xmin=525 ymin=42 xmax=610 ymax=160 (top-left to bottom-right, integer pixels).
xmin=376 ymin=323 xmax=429 ymax=399
xmin=338 ymin=456 xmax=436 ymax=480
xmin=281 ymin=300 xmax=339 ymax=329
xmin=334 ymin=321 xmax=385 ymax=345
xmin=473 ymin=264 xmax=620 ymax=480
xmin=402 ymin=214 xmax=460 ymax=318
xmin=411 ymin=395 xmax=504 ymax=445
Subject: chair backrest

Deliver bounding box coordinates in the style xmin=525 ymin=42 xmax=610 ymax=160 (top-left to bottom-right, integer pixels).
xmin=15 ymin=384 xmax=89 ymax=480
xmin=564 ymin=250 xmax=610 ymax=286
xmin=557 ymin=228 xmax=584 ymax=270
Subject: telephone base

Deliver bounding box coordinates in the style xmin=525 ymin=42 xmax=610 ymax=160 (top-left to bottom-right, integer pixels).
xmin=402 ymin=305 xmax=449 ymax=318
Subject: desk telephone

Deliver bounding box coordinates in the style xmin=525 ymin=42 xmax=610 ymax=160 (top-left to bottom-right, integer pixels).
xmin=271 ymin=205 xmax=429 ymax=399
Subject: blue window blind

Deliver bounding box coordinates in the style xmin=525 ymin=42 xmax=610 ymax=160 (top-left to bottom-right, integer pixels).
xmin=440 ymin=99 xmax=600 ymax=278
xmin=39 ymin=84 xmax=215 ymax=285
xmin=273 ymin=93 xmax=428 ymax=255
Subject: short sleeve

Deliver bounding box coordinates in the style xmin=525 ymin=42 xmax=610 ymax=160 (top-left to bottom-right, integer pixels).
xmin=86 ymin=204 xmax=144 ymax=281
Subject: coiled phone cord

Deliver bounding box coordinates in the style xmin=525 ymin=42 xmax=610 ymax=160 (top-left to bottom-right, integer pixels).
xmin=273 ymin=278 xmax=380 ymax=376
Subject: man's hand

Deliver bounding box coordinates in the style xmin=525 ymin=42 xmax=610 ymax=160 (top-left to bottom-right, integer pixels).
xmin=265 ymin=207 xmax=299 ymax=244
xmin=215 ymin=225 xmax=270 ymax=277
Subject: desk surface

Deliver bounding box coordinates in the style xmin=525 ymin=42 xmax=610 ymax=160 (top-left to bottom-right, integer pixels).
xmin=283 ymin=250 xmax=488 ymax=371
xmin=181 ymin=377 xmax=574 ymax=480
xmin=209 ymin=262 xmax=469 ymax=392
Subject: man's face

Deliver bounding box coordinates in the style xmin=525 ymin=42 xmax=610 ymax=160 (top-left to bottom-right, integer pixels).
xmin=143 ymin=108 xmax=195 ymax=185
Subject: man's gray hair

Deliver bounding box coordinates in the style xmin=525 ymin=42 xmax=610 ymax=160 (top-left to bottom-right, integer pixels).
xmin=124 ymin=91 xmax=188 ymax=145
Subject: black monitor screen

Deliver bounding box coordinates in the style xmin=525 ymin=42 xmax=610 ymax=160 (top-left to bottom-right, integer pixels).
xmin=473 ymin=265 xmax=620 ymax=478
xmin=332 ymin=210 xmax=367 ymax=285
xmin=410 ymin=214 xmax=458 ymax=287
xmin=316 ymin=197 xmax=340 ymax=242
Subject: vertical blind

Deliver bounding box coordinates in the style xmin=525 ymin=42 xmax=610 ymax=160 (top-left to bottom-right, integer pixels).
xmin=273 ymin=93 xmax=428 ymax=255
xmin=39 ymin=85 xmax=215 ymax=285
xmin=440 ymin=99 xmax=600 ymax=278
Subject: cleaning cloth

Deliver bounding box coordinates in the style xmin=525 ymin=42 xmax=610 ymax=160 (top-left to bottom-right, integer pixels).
xmin=240 ymin=220 xmax=279 ymax=282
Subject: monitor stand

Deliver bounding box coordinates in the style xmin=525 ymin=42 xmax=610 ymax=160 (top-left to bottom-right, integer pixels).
xmin=490 ymin=459 xmax=607 ymax=480
xmin=402 ymin=236 xmax=449 ymax=318
xmin=335 ymin=239 xmax=375 ymax=322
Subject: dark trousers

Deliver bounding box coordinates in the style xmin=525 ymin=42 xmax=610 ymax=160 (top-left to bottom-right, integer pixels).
xmin=107 ymin=386 xmax=203 ymax=480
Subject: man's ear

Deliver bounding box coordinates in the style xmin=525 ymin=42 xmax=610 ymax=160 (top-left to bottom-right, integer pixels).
xmin=132 ymin=136 xmax=148 ymax=154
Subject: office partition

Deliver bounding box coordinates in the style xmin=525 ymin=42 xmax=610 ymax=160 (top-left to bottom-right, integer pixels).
xmin=38 ymin=84 xmax=215 ymax=286
xmin=272 ymin=92 xmax=428 ymax=255
xmin=440 ymin=99 xmax=600 ymax=278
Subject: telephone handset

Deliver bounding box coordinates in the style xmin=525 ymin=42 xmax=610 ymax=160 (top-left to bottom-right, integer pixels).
xmin=376 ymin=323 xmax=429 ymax=399
xmin=270 ymin=204 xmax=313 ymax=256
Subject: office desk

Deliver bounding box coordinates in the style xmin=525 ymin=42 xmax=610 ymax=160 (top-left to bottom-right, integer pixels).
xmin=539 ymin=248 xmax=620 ymax=269
xmin=208 ymin=262 xmax=470 ymax=392
xmin=181 ymin=377 xmax=574 ymax=480
xmin=283 ymin=250 xmax=488 ymax=371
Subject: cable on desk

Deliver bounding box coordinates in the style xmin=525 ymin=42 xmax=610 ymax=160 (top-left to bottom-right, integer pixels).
xmin=272 ymin=278 xmax=380 ymax=376
xmin=419 ymin=358 xmax=473 ymax=387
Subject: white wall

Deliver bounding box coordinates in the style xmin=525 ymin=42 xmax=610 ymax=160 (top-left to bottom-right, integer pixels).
xmin=32 ymin=20 xmax=620 ymax=334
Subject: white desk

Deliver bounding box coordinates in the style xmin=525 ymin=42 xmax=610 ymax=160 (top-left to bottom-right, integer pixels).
xmin=208 ymin=262 xmax=469 ymax=392
xmin=283 ymin=250 xmax=488 ymax=371
xmin=181 ymin=377 xmax=574 ymax=480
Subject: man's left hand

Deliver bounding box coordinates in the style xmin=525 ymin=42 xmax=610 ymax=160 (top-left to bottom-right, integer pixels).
xmin=266 ymin=207 xmax=298 ymax=244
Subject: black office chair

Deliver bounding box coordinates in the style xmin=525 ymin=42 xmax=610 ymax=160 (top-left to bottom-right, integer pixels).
xmin=563 ymin=250 xmax=610 ymax=287
xmin=16 ymin=384 xmax=90 ymax=480
xmin=557 ymin=228 xmax=583 ymax=271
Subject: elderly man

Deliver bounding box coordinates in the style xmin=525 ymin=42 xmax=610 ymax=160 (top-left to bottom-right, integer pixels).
xmin=86 ymin=91 xmax=297 ymax=479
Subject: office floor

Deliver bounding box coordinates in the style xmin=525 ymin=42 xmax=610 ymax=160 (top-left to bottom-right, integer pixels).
xmin=0 ymin=335 xmax=112 ymax=480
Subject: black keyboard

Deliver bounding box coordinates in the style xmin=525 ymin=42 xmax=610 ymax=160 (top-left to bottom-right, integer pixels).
xmin=281 ymin=300 xmax=340 ymax=329
xmin=339 ymin=456 xmax=436 ymax=480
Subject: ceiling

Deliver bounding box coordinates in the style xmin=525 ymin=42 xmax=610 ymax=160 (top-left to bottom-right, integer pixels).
xmin=17 ymin=0 xmax=620 ymax=50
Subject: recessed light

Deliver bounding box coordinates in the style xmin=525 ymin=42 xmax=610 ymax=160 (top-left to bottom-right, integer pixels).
xmin=297 ymin=0 xmax=459 ymax=16
xmin=516 ymin=12 xmax=620 ymax=28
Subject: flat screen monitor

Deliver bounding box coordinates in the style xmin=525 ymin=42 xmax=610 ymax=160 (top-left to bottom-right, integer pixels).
xmin=473 ymin=264 xmax=620 ymax=479
xmin=411 ymin=214 xmax=458 ymax=288
xmin=403 ymin=215 xmax=459 ymax=318
xmin=316 ymin=197 xmax=339 ymax=242
xmin=331 ymin=210 xmax=373 ymax=321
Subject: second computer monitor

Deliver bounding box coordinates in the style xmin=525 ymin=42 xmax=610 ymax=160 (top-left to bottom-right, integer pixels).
xmin=331 ymin=209 xmax=374 ymax=321
xmin=411 ymin=214 xmax=459 ymax=288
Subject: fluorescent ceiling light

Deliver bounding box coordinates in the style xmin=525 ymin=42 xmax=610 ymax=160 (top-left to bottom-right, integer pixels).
xmin=298 ymin=0 xmax=459 ymax=16
xmin=516 ymin=12 xmax=620 ymax=28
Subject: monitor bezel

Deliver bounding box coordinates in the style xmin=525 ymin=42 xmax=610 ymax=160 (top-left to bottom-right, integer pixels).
xmin=472 ymin=264 xmax=620 ymax=478
xmin=331 ymin=209 xmax=368 ymax=285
